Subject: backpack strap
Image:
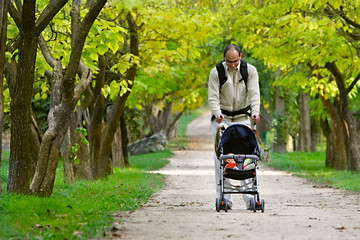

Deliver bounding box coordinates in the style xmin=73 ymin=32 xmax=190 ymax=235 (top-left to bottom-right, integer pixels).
xmin=216 ymin=61 xmax=227 ymax=90
xmin=216 ymin=60 xmax=248 ymax=91
xmin=239 ymin=60 xmax=248 ymax=87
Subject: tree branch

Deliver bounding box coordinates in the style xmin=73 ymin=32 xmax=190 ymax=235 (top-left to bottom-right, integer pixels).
xmin=346 ymin=71 xmax=360 ymax=93
xmin=353 ymin=110 xmax=360 ymax=116
xmin=325 ymin=61 xmax=346 ymax=96
xmin=70 ymin=0 xmax=81 ymax=45
xmin=74 ymin=60 xmax=92 ymax=102
xmin=328 ymin=4 xmax=360 ymax=29
xmin=38 ymin=34 xmax=57 ymax=68
xmin=35 ymin=0 xmax=68 ymax=36
xmin=14 ymin=0 xmax=22 ymax=13
xmin=63 ymin=0 xmax=107 ymax=103
xmin=6 ymin=0 xmax=21 ymax=28
xmin=126 ymin=12 xmax=139 ymax=56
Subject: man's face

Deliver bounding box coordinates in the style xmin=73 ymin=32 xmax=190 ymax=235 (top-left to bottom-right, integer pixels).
xmin=224 ymin=49 xmax=241 ymax=70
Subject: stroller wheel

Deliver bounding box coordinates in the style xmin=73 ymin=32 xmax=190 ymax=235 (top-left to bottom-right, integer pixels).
xmin=250 ymin=198 xmax=256 ymax=212
xmin=215 ymin=198 xmax=220 ymax=212
xmin=260 ymin=199 xmax=265 ymax=213
xmin=223 ymin=198 xmax=228 ymax=212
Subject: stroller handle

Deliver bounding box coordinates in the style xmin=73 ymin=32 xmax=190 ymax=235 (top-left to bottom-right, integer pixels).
xmin=219 ymin=154 xmax=259 ymax=162
xmin=252 ymin=114 xmax=257 ymax=130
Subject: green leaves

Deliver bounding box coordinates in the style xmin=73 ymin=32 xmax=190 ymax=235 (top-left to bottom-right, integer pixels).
xmin=109 ymin=0 xmax=142 ymax=11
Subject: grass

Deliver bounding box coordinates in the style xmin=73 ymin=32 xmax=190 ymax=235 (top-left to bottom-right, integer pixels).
xmin=0 ymin=149 xmax=172 ymax=239
xmin=266 ymin=151 xmax=360 ymax=192
xmin=129 ymin=149 xmax=171 ymax=171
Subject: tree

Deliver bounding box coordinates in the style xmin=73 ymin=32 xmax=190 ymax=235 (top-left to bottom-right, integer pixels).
xmin=229 ymin=0 xmax=360 ymax=170
xmin=0 ymin=0 xmax=7 ymax=195
xmin=31 ymin=0 xmax=108 ymax=195
xmin=89 ymin=11 xmax=139 ymax=179
xmin=4 ymin=0 xmax=107 ymax=196
xmin=5 ymin=0 xmax=69 ymax=195
xmin=298 ymin=91 xmax=311 ymax=151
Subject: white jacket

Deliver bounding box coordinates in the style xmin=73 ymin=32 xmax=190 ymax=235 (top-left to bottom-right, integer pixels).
xmin=208 ymin=61 xmax=260 ymax=122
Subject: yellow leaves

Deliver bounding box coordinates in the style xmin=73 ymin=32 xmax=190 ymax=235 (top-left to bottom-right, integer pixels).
xmin=101 ymin=79 xmax=132 ymax=100
xmin=308 ymin=72 xmax=339 ymax=100
xmin=34 ymin=83 xmax=50 ymax=100
xmin=98 ymin=44 xmax=108 ymax=55
xmin=330 ymin=0 xmax=343 ymax=9
xmin=89 ymin=51 xmax=98 ymax=61
xmin=139 ymin=4 xmax=215 ymax=73
xmin=246 ymin=42 xmax=255 ymax=49
xmin=3 ymin=88 xmax=10 ymax=113
xmin=101 ymin=85 xmax=111 ymax=99
xmin=308 ymin=20 xmax=319 ymax=30
xmin=108 ymin=0 xmax=142 ymax=11
xmin=275 ymin=15 xmax=290 ymax=27
xmin=356 ymin=0 xmax=360 ymax=8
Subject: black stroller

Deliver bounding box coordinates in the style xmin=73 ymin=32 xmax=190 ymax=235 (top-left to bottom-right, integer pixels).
xmin=215 ymin=123 xmax=265 ymax=212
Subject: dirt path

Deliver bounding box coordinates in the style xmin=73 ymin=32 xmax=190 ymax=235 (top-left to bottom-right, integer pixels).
xmin=110 ymin=111 xmax=360 ymax=240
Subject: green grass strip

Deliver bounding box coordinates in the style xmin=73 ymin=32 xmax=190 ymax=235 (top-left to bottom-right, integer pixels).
xmin=266 ymin=151 xmax=360 ymax=192
xmin=0 ymin=150 xmax=172 ymax=239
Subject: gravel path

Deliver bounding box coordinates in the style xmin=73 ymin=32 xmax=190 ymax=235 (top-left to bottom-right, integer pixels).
xmin=110 ymin=111 xmax=360 ymax=240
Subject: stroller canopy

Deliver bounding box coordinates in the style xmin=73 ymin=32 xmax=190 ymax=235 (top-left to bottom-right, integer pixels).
xmin=218 ymin=123 xmax=260 ymax=156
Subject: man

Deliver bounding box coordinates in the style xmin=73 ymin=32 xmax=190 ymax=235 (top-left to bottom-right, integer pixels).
xmin=208 ymin=44 xmax=260 ymax=210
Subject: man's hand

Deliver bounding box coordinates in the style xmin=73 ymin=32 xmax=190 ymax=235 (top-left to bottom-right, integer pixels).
xmin=252 ymin=114 xmax=260 ymax=124
xmin=216 ymin=114 xmax=224 ymax=123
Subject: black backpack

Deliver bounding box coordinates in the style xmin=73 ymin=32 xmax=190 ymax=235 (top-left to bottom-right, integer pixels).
xmin=215 ymin=60 xmax=248 ymax=91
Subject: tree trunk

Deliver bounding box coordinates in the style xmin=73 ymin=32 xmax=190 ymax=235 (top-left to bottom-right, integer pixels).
xmin=298 ymin=91 xmax=311 ymax=151
xmin=89 ymin=55 xmax=106 ymax=178
xmin=96 ymin=12 xmax=139 ymax=178
xmin=120 ymin=113 xmax=130 ymax=167
xmin=325 ymin=62 xmax=360 ymax=171
xmin=167 ymin=116 xmax=180 ymax=139
xmin=160 ymin=101 xmax=173 ymax=132
xmin=310 ymin=115 xmax=320 ymax=152
xmin=0 ymin=0 xmax=7 ymax=195
xmin=89 ymin=106 xmax=105 ymax=178
xmin=272 ymin=69 xmax=286 ymax=154
xmin=61 ymin=108 xmax=92 ymax=183
xmin=166 ymin=111 xmax=182 ymax=139
xmin=258 ymin=104 xmax=270 ymax=142
xmin=61 ymin=128 xmax=75 ymax=184
xmin=343 ymin=111 xmax=360 ymax=171
xmin=112 ymin=126 xmax=122 ymax=167
xmin=320 ymin=97 xmax=347 ymax=170
xmin=30 ymin=102 xmax=73 ymax=196
xmin=72 ymin=109 xmax=92 ymax=179
xmin=320 ymin=118 xmax=336 ymax=168
xmin=7 ymin=1 xmax=39 ymax=194
xmin=112 ymin=113 xmax=130 ymax=168
xmin=146 ymin=99 xmax=160 ymax=136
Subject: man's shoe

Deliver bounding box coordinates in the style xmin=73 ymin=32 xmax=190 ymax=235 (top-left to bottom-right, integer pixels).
xmin=227 ymin=201 xmax=233 ymax=210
